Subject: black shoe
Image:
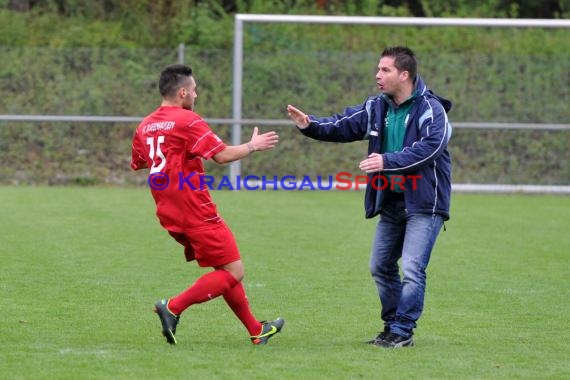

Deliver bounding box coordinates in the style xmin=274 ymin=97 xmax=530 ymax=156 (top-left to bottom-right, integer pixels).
xmin=375 ymin=332 xmax=414 ymax=348
xmin=250 ymin=318 xmax=285 ymax=345
xmin=154 ymin=299 xmax=180 ymax=345
xmin=366 ymin=325 xmax=391 ymax=344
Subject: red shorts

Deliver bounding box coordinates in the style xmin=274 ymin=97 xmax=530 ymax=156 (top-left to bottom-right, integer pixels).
xmin=168 ymin=223 xmax=241 ymax=267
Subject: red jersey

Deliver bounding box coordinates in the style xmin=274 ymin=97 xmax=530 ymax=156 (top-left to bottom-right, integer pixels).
xmin=131 ymin=106 xmax=226 ymax=232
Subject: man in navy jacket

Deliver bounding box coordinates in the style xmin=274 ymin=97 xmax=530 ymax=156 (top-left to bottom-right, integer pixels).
xmin=287 ymin=46 xmax=452 ymax=348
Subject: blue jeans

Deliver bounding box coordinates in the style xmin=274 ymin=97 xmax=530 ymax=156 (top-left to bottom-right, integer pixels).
xmin=369 ymin=195 xmax=443 ymax=338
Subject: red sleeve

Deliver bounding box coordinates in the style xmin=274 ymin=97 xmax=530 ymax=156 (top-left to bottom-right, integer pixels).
xmin=187 ymin=119 xmax=226 ymax=160
xmin=130 ymin=132 xmax=149 ymax=171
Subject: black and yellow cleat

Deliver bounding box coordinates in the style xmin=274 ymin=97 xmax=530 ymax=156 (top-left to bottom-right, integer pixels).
xmin=153 ymin=299 xmax=180 ymax=345
xmin=250 ymin=317 xmax=285 ymax=345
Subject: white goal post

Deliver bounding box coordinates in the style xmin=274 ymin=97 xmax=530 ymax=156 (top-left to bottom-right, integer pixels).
xmin=230 ymin=14 xmax=570 ymax=193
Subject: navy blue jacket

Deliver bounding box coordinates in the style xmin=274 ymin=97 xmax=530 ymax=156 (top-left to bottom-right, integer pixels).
xmin=299 ymin=75 xmax=452 ymax=220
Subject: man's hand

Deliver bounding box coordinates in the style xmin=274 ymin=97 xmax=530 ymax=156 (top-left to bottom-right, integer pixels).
xmin=249 ymin=126 xmax=279 ymax=152
xmin=287 ymin=104 xmax=310 ymax=129
xmin=359 ymin=153 xmax=384 ymax=173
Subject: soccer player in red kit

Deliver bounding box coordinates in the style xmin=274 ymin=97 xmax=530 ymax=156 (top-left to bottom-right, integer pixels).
xmin=131 ymin=64 xmax=283 ymax=345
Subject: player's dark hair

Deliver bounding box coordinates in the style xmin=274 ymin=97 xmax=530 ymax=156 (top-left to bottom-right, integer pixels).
xmin=159 ymin=64 xmax=193 ymax=98
xmin=381 ymin=46 xmax=417 ymax=80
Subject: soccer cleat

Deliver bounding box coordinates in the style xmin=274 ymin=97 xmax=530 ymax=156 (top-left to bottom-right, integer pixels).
xmin=374 ymin=332 xmax=414 ymax=348
xmin=366 ymin=325 xmax=391 ymax=344
xmin=250 ymin=317 xmax=285 ymax=345
xmin=153 ymin=299 xmax=180 ymax=345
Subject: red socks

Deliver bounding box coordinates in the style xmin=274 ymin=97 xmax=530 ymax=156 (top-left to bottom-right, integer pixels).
xmin=168 ymin=269 xmax=238 ymax=315
xmin=223 ymin=282 xmax=262 ymax=336
xmin=167 ymin=270 xmax=262 ymax=336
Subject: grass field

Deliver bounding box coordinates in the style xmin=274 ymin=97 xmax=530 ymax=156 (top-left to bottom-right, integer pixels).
xmin=1 ymin=187 xmax=569 ymax=379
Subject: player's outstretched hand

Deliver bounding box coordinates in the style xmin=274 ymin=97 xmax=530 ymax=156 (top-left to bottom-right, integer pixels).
xmin=287 ymin=104 xmax=310 ymax=129
xmin=249 ymin=126 xmax=279 ymax=152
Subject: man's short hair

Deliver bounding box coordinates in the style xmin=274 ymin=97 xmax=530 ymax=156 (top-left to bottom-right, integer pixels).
xmin=159 ymin=64 xmax=193 ymax=98
xmin=381 ymin=46 xmax=417 ymax=80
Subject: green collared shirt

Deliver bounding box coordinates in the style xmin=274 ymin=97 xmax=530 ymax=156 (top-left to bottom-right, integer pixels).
xmin=382 ymin=92 xmax=417 ymax=192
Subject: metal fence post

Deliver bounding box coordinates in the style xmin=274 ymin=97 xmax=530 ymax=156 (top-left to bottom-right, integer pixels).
xmin=178 ymin=43 xmax=185 ymax=64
